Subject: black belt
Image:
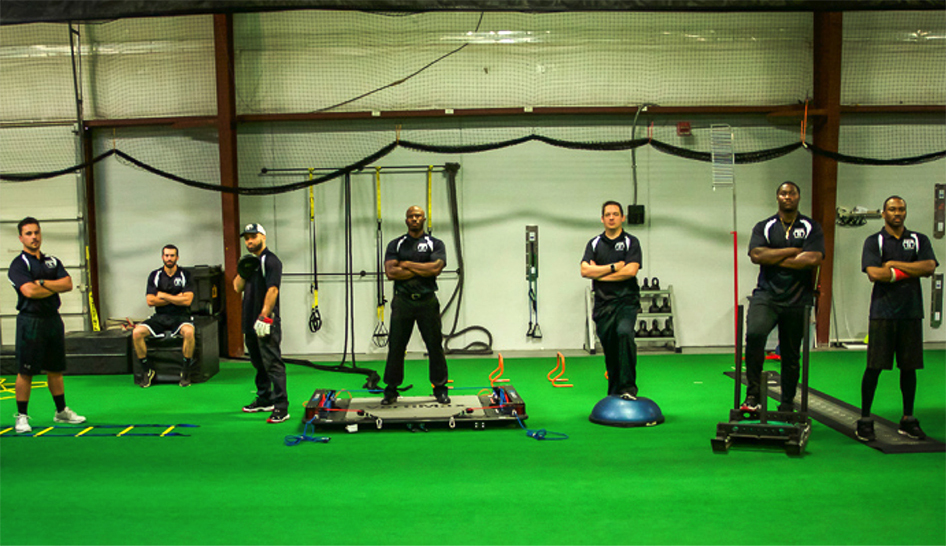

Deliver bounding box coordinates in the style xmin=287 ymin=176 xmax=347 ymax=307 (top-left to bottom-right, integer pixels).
xmin=397 ymin=291 xmax=433 ymax=301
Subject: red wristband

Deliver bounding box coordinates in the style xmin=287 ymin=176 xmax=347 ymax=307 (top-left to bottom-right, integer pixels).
xmin=891 ymin=268 xmax=909 ymax=282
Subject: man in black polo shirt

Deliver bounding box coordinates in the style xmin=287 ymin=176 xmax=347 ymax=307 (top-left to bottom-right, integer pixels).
xmin=381 ymin=206 xmax=450 ymax=406
xmin=8 ymin=217 xmax=86 ymax=434
xmin=581 ymin=200 xmax=644 ymax=399
xmin=132 ymin=244 xmax=196 ymax=387
xmin=232 ymin=223 xmax=289 ymax=424
xmin=856 ymin=196 xmax=938 ymax=441
xmin=742 ymin=181 xmax=825 ymax=413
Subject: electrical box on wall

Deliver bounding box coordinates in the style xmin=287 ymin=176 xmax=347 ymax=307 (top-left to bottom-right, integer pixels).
xmin=627 ymin=204 xmax=645 ymax=225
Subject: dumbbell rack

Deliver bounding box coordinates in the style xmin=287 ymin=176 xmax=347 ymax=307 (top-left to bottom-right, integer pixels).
xmin=637 ymin=283 xmax=680 ymax=352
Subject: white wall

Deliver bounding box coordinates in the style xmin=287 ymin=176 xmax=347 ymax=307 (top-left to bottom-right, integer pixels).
xmin=27 ymin=119 xmax=938 ymax=356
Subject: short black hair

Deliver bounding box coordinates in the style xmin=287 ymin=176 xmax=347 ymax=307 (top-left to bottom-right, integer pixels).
xmin=17 ymin=217 xmax=40 ymax=235
xmin=601 ymin=200 xmax=624 ymax=216
xmin=777 ymin=181 xmax=801 ymax=196
xmin=162 ymin=244 xmax=179 ymax=255
xmin=882 ymin=195 xmax=906 ymax=211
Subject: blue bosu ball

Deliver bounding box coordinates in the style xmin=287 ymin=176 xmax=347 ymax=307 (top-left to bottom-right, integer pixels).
xmin=589 ymin=395 xmax=665 ymax=427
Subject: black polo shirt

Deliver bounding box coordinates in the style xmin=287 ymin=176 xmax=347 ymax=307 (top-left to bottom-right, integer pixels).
xmin=385 ymin=233 xmax=447 ymax=296
xmin=861 ymin=228 xmax=938 ymax=320
xmin=748 ymin=213 xmax=825 ymax=306
xmin=581 ymin=230 xmax=643 ymax=310
xmin=241 ymin=248 xmax=282 ymax=333
xmin=7 ymin=251 xmax=69 ymax=315
xmin=146 ymin=266 xmax=194 ymax=316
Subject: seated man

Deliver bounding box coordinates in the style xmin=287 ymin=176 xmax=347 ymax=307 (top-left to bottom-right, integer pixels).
xmin=132 ymin=244 xmax=196 ymax=387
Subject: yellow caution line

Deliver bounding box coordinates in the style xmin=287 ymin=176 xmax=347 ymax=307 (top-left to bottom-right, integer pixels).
xmin=159 ymin=426 xmax=175 ymax=437
xmin=0 ymin=427 xmax=12 ymax=435
xmin=34 ymin=427 xmax=54 ymax=437
xmin=116 ymin=426 xmax=134 ymax=437
xmin=75 ymin=426 xmax=94 ymax=437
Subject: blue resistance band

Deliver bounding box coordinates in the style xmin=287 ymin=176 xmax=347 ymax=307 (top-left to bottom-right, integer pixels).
xmin=514 ymin=412 xmax=568 ymax=441
xmin=284 ymin=417 xmax=331 ymax=447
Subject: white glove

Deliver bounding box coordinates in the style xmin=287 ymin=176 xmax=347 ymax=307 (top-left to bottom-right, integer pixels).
xmin=254 ymin=316 xmax=273 ymax=337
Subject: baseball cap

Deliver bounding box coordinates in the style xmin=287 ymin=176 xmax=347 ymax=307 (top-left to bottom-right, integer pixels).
xmin=240 ymin=223 xmax=266 ymax=236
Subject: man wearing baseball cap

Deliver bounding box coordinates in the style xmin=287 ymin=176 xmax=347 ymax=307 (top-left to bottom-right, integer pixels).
xmin=232 ymin=223 xmax=289 ymax=423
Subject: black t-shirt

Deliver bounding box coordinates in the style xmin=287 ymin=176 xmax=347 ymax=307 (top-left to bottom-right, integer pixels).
xmin=146 ymin=267 xmax=194 ymax=316
xmin=241 ymin=248 xmax=282 ymax=333
xmin=581 ymin=230 xmax=643 ymax=311
xmin=8 ymin=251 xmax=69 ymax=315
xmin=861 ymin=228 xmax=939 ymax=320
xmin=385 ymin=233 xmax=447 ymax=296
xmin=748 ymin=213 xmax=825 ymax=306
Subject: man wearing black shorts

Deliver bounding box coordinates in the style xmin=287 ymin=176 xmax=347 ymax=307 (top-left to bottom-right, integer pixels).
xmin=856 ymin=196 xmax=938 ymax=441
xmin=381 ymin=206 xmax=450 ymax=406
xmin=8 ymin=217 xmax=86 ymax=434
xmin=132 ymin=244 xmax=196 ymax=387
xmin=581 ymin=200 xmax=644 ymax=399
xmin=742 ymin=181 xmax=824 ymax=413
xmin=232 ymin=223 xmax=289 ymax=424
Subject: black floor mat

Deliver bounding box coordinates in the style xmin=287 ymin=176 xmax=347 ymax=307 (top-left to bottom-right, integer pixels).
xmin=724 ymin=371 xmax=944 ymax=454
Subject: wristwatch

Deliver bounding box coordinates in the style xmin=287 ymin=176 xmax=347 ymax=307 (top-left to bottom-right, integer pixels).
xmin=37 ymin=279 xmax=45 ymax=287
xmin=610 ymin=263 xmax=616 ymax=273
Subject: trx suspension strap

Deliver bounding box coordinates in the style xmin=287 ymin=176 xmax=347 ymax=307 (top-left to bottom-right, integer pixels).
xmin=426 ymin=165 xmax=433 ymax=234
xmin=526 ymin=225 xmax=542 ymax=339
xmin=372 ymin=167 xmax=389 ymax=347
xmin=308 ymin=171 xmax=322 ymax=333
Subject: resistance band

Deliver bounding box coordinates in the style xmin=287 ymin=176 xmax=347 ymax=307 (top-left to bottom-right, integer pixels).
xmin=426 ymin=165 xmax=433 ymax=234
xmin=308 ymin=172 xmax=323 ymax=333
xmin=372 ymin=167 xmax=389 ymax=347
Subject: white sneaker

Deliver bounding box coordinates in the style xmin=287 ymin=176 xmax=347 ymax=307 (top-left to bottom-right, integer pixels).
xmin=54 ymin=407 xmax=86 ymax=424
xmin=14 ymin=413 xmax=31 ymax=434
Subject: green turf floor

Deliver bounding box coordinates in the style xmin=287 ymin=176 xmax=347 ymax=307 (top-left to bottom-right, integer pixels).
xmin=2 ymin=350 xmax=944 ymax=546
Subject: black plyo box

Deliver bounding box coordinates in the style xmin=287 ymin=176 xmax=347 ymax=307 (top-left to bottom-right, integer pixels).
xmin=64 ymin=330 xmax=135 ymax=375
xmin=183 ymin=265 xmax=223 ymax=316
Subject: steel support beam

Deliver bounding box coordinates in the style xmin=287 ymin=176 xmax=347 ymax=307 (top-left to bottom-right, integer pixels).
xmin=810 ymin=11 xmax=843 ymax=345
xmin=214 ymin=13 xmax=244 ymax=358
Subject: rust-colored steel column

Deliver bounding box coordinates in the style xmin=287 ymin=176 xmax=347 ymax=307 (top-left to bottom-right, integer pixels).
xmin=214 ymin=13 xmax=244 ymax=358
xmin=810 ymin=11 xmax=843 ymax=345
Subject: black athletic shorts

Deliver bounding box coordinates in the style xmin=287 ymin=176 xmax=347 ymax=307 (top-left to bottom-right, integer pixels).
xmin=867 ymin=319 xmax=924 ymax=371
xmin=140 ymin=314 xmax=194 ymax=338
xmin=16 ymin=313 xmax=66 ymax=376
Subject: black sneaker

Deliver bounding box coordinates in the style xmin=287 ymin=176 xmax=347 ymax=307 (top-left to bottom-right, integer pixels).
xmin=267 ymin=408 xmax=290 ymax=423
xmin=140 ymin=368 xmax=155 ymax=388
xmin=855 ymin=418 xmax=876 ymax=442
xmin=777 ymin=402 xmax=795 ymax=413
xmin=242 ymin=399 xmax=275 ymax=413
xmin=740 ymin=396 xmax=761 ymax=412
xmin=434 ymin=391 xmax=451 ymax=405
xmin=381 ymin=391 xmax=398 ymax=406
xmin=898 ymin=416 xmax=927 ymax=440
xmin=619 ymin=392 xmax=637 ymax=401
xmin=179 ymin=367 xmax=192 ymax=388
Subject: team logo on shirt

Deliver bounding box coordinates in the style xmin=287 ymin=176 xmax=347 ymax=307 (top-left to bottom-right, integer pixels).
xmin=417 ymin=242 xmax=430 ymax=252
xmin=903 ymin=239 xmax=916 ymax=251
xmin=792 ymin=228 xmax=807 ymax=240
xmin=174 ymin=277 xmax=184 ymax=287
xmin=44 ymin=257 xmax=57 ymax=269
xmin=615 ymin=241 xmax=626 ymax=251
